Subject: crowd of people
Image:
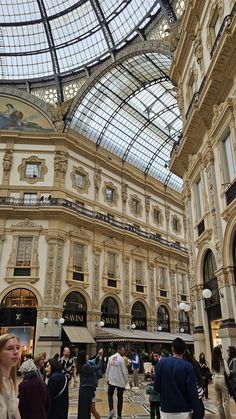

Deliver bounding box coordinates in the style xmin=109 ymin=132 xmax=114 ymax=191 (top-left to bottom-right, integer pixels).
xmin=1 ymin=333 xmax=236 ymax=419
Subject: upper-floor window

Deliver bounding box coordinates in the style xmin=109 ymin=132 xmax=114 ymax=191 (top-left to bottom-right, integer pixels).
xmin=14 ymin=237 xmax=33 ymax=276
xmin=172 ymin=216 xmax=181 ymax=233
xmin=73 ymin=243 xmax=84 ymax=281
xmin=159 ymin=267 xmax=167 ymax=290
xmin=179 ymin=273 xmax=187 ymax=295
xmin=75 ymin=173 xmax=85 ymax=189
xmin=25 ymin=163 xmax=41 ymax=179
xmin=195 ymin=178 xmax=204 ymax=220
xmin=135 ymin=260 xmax=144 ymax=292
xmin=105 ymin=187 xmax=114 ymax=203
xmin=107 ymin=252 xmax=116 ymax=287
xmin=154 ymin=208 xmax=161 ymax=224
xmin=221 ymin=132 xmax=236 ymax=183
xmin=24 ymin=193 xmax=37 ymax=204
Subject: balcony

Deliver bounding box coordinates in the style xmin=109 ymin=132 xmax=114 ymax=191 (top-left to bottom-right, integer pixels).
xmin=0 ymin=197 xmax=188 ymax=254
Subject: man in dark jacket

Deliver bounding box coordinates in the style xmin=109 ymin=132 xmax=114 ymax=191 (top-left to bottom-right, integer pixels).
xmin=154 ymin=338 xmax=201 ymax=419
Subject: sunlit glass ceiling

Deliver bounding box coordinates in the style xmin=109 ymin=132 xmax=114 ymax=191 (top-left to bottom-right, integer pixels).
xmin=0 ymin=0 xmax=161 ymax=80
xmin=69 ymin=52 xmax=183 ymax=191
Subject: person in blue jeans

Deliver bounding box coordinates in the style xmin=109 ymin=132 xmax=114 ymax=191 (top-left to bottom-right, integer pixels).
xmin=130 ymin=348 xmax=140 ymax=387
xmin=77 ymin=348 xmax=103 ymax=419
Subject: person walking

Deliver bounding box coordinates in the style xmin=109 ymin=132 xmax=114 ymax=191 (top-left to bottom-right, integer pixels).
xmin=77 ymin=348 xmax=103 ymax=419
xmin=199 ymin=352 xmax=211 ymax=399
xmin=154 ymin=337 xmax=201 ymax=419
xmin=146 ymin=382 xmax=160 ymax=419
xmin=212 ymin=345 xmax=232 ymax=419
xmin=0 ymin=334 xmax=21 ymax=419
xmin=60 ymin=347 xmax=78 ymax=386
xmin=18 ymin=360 xmax=50 ymax=419
xmin=183 ymin=350 xmax=204 ymax=419
xmin=130 ymin=348 xmax=140 ymax=388
xmin=45 ymin=358 xmax=69 ymax=419
xmin=106 ymin=344 xmax=129 ymax=419
xmin=228 ymin=346 xmax=236 ymax=394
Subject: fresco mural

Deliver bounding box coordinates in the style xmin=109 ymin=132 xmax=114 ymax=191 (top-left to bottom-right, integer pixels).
xmin=0 ymin=96 xmax=54 ymax=132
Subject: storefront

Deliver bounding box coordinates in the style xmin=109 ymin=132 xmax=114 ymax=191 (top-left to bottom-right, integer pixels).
xmin=0 ymin=288 xmax=37 ymax=357
xmin=61 ymin=291 xmax=95 ymax=356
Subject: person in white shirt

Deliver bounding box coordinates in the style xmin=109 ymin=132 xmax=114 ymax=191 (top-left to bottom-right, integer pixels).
xmin=106 ymin=345 xmax=129 ymax=419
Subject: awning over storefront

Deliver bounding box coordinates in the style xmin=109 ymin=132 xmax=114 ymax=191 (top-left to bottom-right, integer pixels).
xmin=63 ymin=326 xmax=95 ymax=344
xmin=95 ymin=327 xmax=193 ymax=344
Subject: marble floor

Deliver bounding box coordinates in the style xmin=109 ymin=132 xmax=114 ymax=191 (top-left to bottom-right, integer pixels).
xmin=68 ymin=376 xmax=236 ymax=418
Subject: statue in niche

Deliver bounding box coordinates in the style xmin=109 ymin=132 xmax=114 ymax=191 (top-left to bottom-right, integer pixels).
xmin=54 ymin=151 xmax=68 ymax=178
xmin=94 ymin=168 xmax=102 ymax=191
xmin=3 ymin=149 xmax=13 ymax=173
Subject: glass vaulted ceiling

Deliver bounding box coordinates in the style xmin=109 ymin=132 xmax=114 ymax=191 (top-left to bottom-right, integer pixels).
xmin=0 ymin=0 xmax=161 ymax=80
xmin=69 ymin=52 xmax=183 ymax=191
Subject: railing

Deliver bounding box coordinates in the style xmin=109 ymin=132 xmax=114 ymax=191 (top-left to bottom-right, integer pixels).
xmin=225 ymin=179 xmax=236 ymax=206
xmin=210 ymin=4 xmax=236 ymax=59
xmin=185 ymin=77 xmax=206 ymax=120
xmin=0 ymin=197 xmax=188 ymax=254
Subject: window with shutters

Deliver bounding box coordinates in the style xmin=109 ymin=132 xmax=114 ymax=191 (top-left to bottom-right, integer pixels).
xmin=73 ymin=243 xmax=84 ymax=281
xmin=135 ymin=260 xmax=144 ymax=292
xmin=14 ymin=237 xmax=33 ymax=276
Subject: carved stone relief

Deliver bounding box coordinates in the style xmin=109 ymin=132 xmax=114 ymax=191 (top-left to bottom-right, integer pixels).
xmin=148 ymin=266 xmax=155 ymax=317
xmin=123 ymin=256 xmax=130 ymax=314
xmin=93 ymin=247 xmax=101 ymax=310
xmin=54 ymin=151 xmax=68 ymax=182
xmin=3 ymin=149 xmax=13 ymax=179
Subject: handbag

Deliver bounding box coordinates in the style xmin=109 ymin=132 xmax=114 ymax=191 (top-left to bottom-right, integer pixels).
xmin=54 ymin=375 xmax=68 ymax=399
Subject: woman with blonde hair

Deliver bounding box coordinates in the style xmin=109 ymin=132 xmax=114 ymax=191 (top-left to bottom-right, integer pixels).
xmin=212 ymin=345 xmax=232 ymax=419
xmin=34 ymin=352 xmax=46 ymax=379
xmin=0 ymin=333 xmax=21 ymax=419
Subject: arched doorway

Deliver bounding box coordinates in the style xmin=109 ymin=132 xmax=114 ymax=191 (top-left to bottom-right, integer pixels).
xmin=157 ymin=305 xmax=170 ymax=332
xmin=62 ymin=292 xmax=94 ymax=355
xmin=0 ymin=288 xmax=37 ymax=356
xmin=63 ymin=291 xmax=87 ymax=327
xmin=131 ymin=301 xmax=146 ymax=330
xmin=101 ymin=297 xmax=119 ymax=328
xmin=203 ymin=249 xmax=222 ymax=348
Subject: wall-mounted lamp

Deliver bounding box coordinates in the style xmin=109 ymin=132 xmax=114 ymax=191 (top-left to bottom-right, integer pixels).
xmin=180 ymin=327 xmax=185 ymax=333
xmin=157 ymin=325 xmax=162 ymax=332
xmin=95 ymin=320 xmax=105 ymax=328
xmin=127 ymin=322 xmax=136 ymax=331
xmin=55 ymin=317 xmax=65 ymax=326
xmin=43 ymin=317 xmax=49 ymax=327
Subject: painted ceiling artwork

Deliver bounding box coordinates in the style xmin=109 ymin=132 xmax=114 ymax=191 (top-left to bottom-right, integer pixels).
xmin=0 ymin=96 xmax=54 ymax=132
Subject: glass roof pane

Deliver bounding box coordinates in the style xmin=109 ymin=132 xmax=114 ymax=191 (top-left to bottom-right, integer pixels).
xmin=0 ymin=0 xmax=162 ymax=81
xmin=70 ymin=51 xmax=183 ymax=191
xmin=0 ymin=1 xmax=41 ymax=23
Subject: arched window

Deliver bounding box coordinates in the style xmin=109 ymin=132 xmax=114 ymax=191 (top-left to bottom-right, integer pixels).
xmin=63 ymin=291 xmax=87 ymax=311
xmin=179 ymin=310 xmax=190 ymax=334
xmin=203 ymin=250 xmax=221 ymax=317
xmin=1 ymin=288 xmax=37 ymax=307
xmin=131 ymin=301 xmax=146 ymax=330
xmin=101 ymin=297 xmax=119 ymax=328
xmin=233 ymin=231 xmax=236 ymax=282
xmin=63 ymin=291 xmax=87 ymax=326
xmin=157 ymin=305 xmax=170 ymax=332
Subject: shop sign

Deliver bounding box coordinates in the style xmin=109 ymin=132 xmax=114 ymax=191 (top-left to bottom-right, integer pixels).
xmin=63 ymin=310 xmax=86 ymax=326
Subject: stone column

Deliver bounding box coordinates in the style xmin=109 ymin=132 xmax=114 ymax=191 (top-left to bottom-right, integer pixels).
xmin=148 ymin=263 xmax=156 ymax=331
xmin=92 ymin=247 xmax=101 ymax=311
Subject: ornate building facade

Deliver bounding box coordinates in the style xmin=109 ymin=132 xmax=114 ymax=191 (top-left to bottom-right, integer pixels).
xmin=170 ymin=0 xmax=236 ymax=360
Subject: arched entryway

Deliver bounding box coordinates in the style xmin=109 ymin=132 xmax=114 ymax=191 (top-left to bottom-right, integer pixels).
xmin=157 ymin=305 xmax=170 ymax=332
xmin=62 ymin=291 xmax=94 ymax=354
xmin=131 ymin=301 xmax=147 ymax=330
xmin=203 ymin=249 xmax=222 ymax=348
xmin=0 ymin=288 xmax=37 ymax=356
xmin=101 ymin=297 xmax=119 ymax=328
